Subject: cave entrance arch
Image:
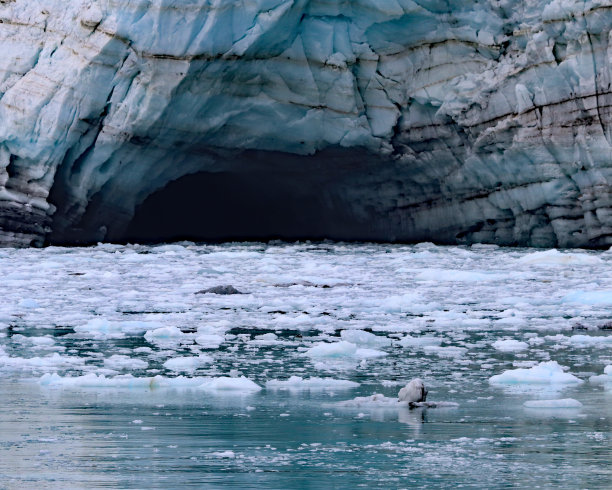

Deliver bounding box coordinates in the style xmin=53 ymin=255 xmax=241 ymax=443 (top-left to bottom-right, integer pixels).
xmin=124 ymin=169 xmax=352 ymax=243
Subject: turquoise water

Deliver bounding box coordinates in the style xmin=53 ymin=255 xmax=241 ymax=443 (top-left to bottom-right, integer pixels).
xmin=1 ymin=243 xmax=611 ymax=488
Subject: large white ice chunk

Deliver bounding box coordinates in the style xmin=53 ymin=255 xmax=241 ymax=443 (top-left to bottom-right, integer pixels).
xmin=199 ymin=376 xmax=261 ymax=393
xmin=562 ymin=291 xmax=612 ymax=305
xmin=75 ymin=319 xmax=162 ymax=339
xmin=340 ymin=330 xmax=391 ymax=347
xmin=0 ymin=352 xmax=84 ymax=371
xmin=492 ymin=339 xmax=529 ymax=352
xmin=163 ymin=355 xmax=212 ymax=373
xmin=305 ymin=341 xmax=387 ymax=359
xmin=517 ymin=250 xmax=602 ymax=266
xmin=589 ymin=365 xmax=612 ymax=384
xmin=144 ymin=326 xmax=191 ymax=345
xmin=39 ymin=373 xmax=204 ymax=389
xmin=489 ymin=361 xmax=583 ymax=385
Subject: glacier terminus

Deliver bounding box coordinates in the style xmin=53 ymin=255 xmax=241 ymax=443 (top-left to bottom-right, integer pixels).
xmin=1 ymin=0 xmax=612 ymax=246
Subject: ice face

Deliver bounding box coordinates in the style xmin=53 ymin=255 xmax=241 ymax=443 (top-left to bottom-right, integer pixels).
xmin=2 ymin=1 xmax=612 ymax=246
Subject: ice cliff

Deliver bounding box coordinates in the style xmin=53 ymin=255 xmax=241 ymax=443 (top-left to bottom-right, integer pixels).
xmin=1 ymin=0 xmax=612 ymax=246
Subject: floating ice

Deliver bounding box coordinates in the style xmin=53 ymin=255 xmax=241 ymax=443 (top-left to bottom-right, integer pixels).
xmin=399 ymin=336 xmax=443 ymax=348
xmin=194 ymin=333 xmax=225 ymax=349
xmin=523 ymin=399 xmax=583 ymax=409
xmin=39 ymin=373 xmax=259 ymax=392
xmin=249 ymin=333 xmax=282 ymax=346
xmin=517 ymin=250 xmax=602 ymax=266
xmin=336 ymin=394 xmax=458 ymax=409
xmin=492 ymin=339 xmax=529 ymax=352
xmin=30 ymin=336 xmax=56 ymax=346
xmin=305 ymin=341 xmax=387 ymax=359
xmin=379 ymin=293 xmax=423 ymax=313
xmin=0 ymin=353 xmax=84 ymax=371
xmin=489 ymin=361 xmax=583 ymax=385
xmin=39 ymin=373 xmax=208 ymax=389
xmin=340 ymin=330 xmax=391 ymax=347
xmin=163 ymin=355 xmax=212 ymax=373
xmin=589 ymin=365 xmax=612 ymax=384
xmin=103 ymin=355 xmax=148 ymax=371
xmin=144 ymin=326 xmax=191 ymax=345
xmin=40 ymin=373 xmax=157 ymax=389
xmin=416 ymin=269 xmax=506 ymax=282
xmin=336 ymin=393 xmax=402 ymax=408
xmin=199 ymin=376 xmax=261 ymax=393
xmin=562 ymin=291 xmax=612 ymax=305
xmin=422 ymin=345 xmax=467 ymax=358
xmin=18 ymin=299 xmax=40 ymax=309
xmin=546 ymin=335 xmax=612 ymax=348
xmin=265 ymin=376 xmax=360 ymax=391
xmin=75 ymin=319 xmax=162 ymax=339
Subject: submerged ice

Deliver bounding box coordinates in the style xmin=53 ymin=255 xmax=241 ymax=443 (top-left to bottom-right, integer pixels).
xmin=2 ymin=1 xmax=612 ymax=246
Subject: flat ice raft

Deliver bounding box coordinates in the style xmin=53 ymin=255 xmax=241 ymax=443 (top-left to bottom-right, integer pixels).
xmin=39 ymin=373 xmax=262 ymax=392
xmin=489 ymin=361 xmax=583 ymax=385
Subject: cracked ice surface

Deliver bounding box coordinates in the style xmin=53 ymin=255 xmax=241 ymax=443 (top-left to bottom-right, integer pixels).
xmin=2 ymin=1 xmax=612 ymax=245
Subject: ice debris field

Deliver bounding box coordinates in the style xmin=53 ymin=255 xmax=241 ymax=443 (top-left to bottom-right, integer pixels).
xmin=1 ymin=242 xmax=612 ymax=487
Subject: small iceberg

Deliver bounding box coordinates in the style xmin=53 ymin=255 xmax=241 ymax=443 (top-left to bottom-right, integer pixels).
xmin=589 ymin=365 xmax=612 ymax=385
xmin=305 ymin=341 xmax=387 ymax=359
xmin=489 ymin=361 xmax=583 ymax=385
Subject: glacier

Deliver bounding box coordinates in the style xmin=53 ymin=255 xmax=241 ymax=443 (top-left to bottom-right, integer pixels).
xmin=2 ymin=0 xmax=612 ymax=246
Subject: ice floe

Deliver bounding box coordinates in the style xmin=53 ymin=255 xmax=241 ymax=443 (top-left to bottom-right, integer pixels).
xmin=305 ymin=341 xmax=387 ymax=359
xmin=0 ymin=353 xmax=85 ymax=371
xmin=492 ymin=339 xmax=529 ymax=352
xmin=199 ymin=376 xmax=262 ymax=393
xmin=489 ymin=361 xmax=583 ymax=385
xmin=562 ymin=291 xmax=612 ymax=305
xmin=75 ymin=319 xmax=162 ymax=339
xmin=517 ymin=250 xmax=602 ymax=266
xmin=340 ymin=329 xmax=391 ymax=347
xmin=163 ymin=355 xmax=213 ymax=373
xmin=589 ymin=365 xmax=612 ymax=385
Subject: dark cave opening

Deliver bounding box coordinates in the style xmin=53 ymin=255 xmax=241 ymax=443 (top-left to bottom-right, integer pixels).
xmin=124 ymin=170 xmax=357 ymax=243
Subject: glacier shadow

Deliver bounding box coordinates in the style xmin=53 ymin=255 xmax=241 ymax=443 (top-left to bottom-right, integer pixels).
xmin=123 ymin=167 xmax=369 ymax=244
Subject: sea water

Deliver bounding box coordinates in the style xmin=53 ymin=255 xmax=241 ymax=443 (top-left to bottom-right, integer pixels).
xmin=0 ymin=243 xmax=611 ymax=488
